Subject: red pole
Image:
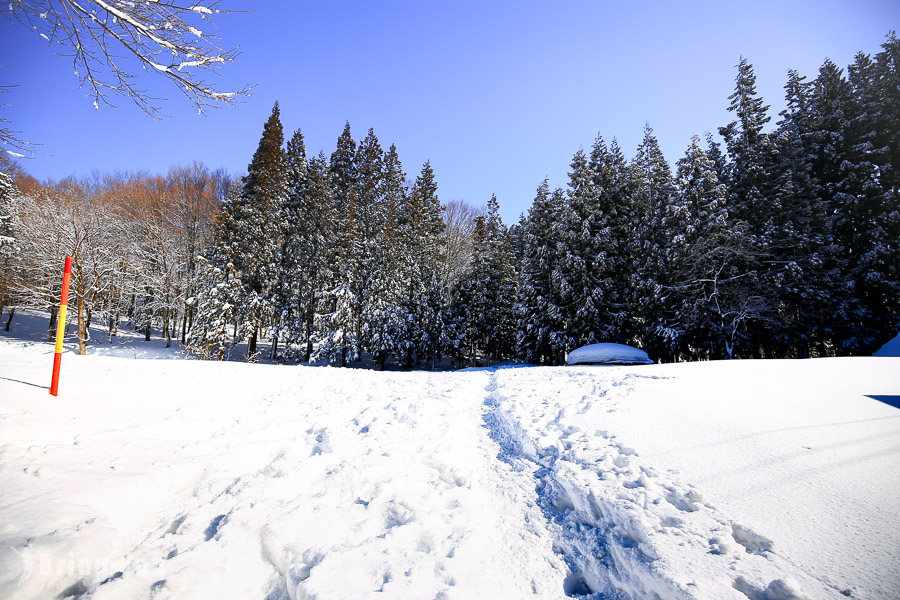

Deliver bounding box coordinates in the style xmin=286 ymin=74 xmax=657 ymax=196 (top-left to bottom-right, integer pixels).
xmin=49 ymin=257 xmax=73 ymax=396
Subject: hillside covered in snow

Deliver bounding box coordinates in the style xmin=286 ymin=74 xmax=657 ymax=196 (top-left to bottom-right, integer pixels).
xmin=1 ymin=323 xmax=899 ymax=600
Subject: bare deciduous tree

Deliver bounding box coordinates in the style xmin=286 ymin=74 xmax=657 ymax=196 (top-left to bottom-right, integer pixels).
xmin=439 ymin=199 xmax=482 ymax=290
xmin=1 ymin=0 xmax=248 ymax=153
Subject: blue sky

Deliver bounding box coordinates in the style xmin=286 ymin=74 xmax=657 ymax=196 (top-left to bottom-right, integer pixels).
xmin=3 ymin=0 xmax=898 ymax=224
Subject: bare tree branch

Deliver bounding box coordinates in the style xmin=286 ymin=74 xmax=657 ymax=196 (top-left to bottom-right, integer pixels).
xmin=1 ymin=1 xmax=250 ymax=152
xmin=0 ymin=83 xmax=40 ymax=158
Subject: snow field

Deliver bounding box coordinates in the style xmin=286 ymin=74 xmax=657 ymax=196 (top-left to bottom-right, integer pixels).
xmin=489 ymin=360 xmax=900 ymax=599
xmin=0 ymin=348 xmax=570 ymax=599
xmin=1 ymin=336 xmax=899 ymax=600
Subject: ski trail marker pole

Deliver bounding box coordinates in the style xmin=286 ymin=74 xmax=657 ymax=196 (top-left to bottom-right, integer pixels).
xmin=50 ymin=256 xmax=72 ymax=396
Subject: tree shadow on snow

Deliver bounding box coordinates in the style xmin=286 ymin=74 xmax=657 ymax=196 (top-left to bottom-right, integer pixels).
xmin=866 ymin=395 xmax=900 ymax=410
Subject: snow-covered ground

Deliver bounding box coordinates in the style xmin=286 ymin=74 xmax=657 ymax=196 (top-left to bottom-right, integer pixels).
xmin=1 ymin=313 xmax=899 ymax=599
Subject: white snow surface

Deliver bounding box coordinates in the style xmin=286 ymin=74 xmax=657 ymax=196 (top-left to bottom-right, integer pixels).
xmin=566 ymin=343 xmax=653 ymax=365
xmin=1 ymin=322 xmax=899 ymax=599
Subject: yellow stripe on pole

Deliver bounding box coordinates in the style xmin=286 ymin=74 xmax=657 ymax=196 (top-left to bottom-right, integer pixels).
xmin=55 ymin=304 xmax=68 ymax=354
xmin=50 ymin=256 xmax=73 ymax=396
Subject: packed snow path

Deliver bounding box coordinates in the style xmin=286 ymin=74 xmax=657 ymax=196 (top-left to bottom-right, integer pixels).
xmin=1 ymin=343 xmax=899 ymax=599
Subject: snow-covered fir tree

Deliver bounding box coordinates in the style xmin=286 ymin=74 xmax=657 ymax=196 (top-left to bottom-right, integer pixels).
xmin=516 ymin=179 xmax=567 ymax=364
xmin=361 ymin=144 xmax=408 ymax=370
xmin=629 ymin=126 xmax=675 ymax=353
xmin=318 ymin=122 xmax=362 ymax=366
xmin=352 ymin=128 xmax=388 ymax=362
xmin=556 ymin=148 xmax=596 ymax=348
xmin=806 ymin=58 xmax=898 ymax=353
xmin=298 ymin=153 xmax=338 ymax=361
xmin=270 ymin=128 xmax=309 ymax=360
xmin=766 ymin=69 xmax=835 ymax=357
xmin=400 ymin=161 xmax=446 ymax=367
xmin=185 ymin=255 xmax=244 ymax=360
xmin=662 ymin=136 xmax=761 ymax=360
xmin=717 ymin=58 xmax=776 ymax=355
xmin=223 ymin=102 xmax=287 ymax=358
xmin=454 ymin=195 xmax=516 ymax=365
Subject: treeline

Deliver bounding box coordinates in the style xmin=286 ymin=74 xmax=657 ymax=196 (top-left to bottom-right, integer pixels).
xmin=185 ymin=105 xmax=514 ymax=367
xmin=0 ymin=159 xmax=228 ymax=354
xmin=1 ymin=34 xmax=898 ymax=365
xmin=518 ymin=35 xmax=899 ymax=361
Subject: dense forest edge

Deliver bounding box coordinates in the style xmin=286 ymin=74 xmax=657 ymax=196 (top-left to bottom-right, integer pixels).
xmin=1 ymin=33 xmax=898 ymax=367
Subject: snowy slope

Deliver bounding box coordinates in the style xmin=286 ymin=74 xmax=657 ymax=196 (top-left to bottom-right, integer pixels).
xmin=490 ymin=359 xmax=900 ymax=599
xmin=1 ymin=332 xmax=899 ymax=599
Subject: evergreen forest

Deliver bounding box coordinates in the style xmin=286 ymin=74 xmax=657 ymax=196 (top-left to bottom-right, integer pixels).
xmin=2 ymin=35 xmax=898 ymax=366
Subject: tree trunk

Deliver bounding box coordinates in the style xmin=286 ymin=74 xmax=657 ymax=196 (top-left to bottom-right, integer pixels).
xmin=4 ymin=307 xmax=14 ymax=331
xmin=271 ymin=334 xmax=278 ymax=360
xmin=145 ymin=322 xmax=151 ymax=342
xmin=248 ymin=327 xmax=257 ymax=357
xmin=305 ymin=290 xmax=314 ymax=362
xmin=77 ymin=295 xmax=87 ymax=355
xmin=49 ymin=305 xmax=58 ymax=339
xmin=305 ymin=313 xmax=313 ymax=363
xmin=181 ymin=309 xmax=189 ymax=345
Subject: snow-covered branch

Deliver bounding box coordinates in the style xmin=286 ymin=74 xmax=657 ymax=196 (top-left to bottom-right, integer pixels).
xmin=2 ymin=0 xmax=250 ymax=119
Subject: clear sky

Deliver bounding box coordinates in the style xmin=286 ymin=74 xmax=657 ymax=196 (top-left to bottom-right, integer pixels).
xmin=2 ymin=0 xmax=898 ymax=224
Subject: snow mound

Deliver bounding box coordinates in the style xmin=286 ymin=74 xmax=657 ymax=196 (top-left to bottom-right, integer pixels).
xmin=566 ymin=342 xmax=653 ymax=365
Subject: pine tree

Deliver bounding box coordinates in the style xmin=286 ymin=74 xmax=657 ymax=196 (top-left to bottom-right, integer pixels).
xmin=455 ymin=195 xmax=516 ymax=365
xmin=664 ymin=136 xmax=758 ymax=360
xmin=630 ymin=126 xmax=676 ymax=354
xmin=718 ymin=57 xmax=775 ymax=235
xmin=222 ymin=102 xmax=287 ymax=358
xmin=330 ymin=121 xmax=358 ymax=207
xmin=718 ymin=58 xmax=776 ymax=355
xmin=272 ymin=128 xmax=309 ymax=360
xmin=353 ymin=128 xmax=389 ymax=362
xmin=516 ymin=179 xmax=567 ymax=364
xmin=808 ymin=58 xmax=899 ymax=353
xmin=766 ymin=69 xmax=835 ymax=357
xmin=867 ymin=33 xmax=900 ymax=197
xmin=363 ymin=143 xmax=408 ymax=370
xmin=591 ymin=137 xmax=637 ymax=343
xmin=321 ymin=122 xmax=362 ymax=366
xmin=401 ymin=161 xmax=446 ymax=366
xmin=185 ymin=255 xmax=243 ymax=360
xmin=301 ymin=153 xmax=338 ymax=361
xmin=847 ymin=38 xmax=900 ymax=350
xmin=557 ymin=147 xmax=597 ymax=348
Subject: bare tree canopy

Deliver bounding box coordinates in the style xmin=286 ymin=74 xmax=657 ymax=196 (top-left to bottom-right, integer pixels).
xmin=1 ymin=0 xmax=249 ymax=154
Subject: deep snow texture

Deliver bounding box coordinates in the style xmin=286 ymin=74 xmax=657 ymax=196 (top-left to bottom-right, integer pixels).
xmin=1 ymin=334 xmax=898 ymax=599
